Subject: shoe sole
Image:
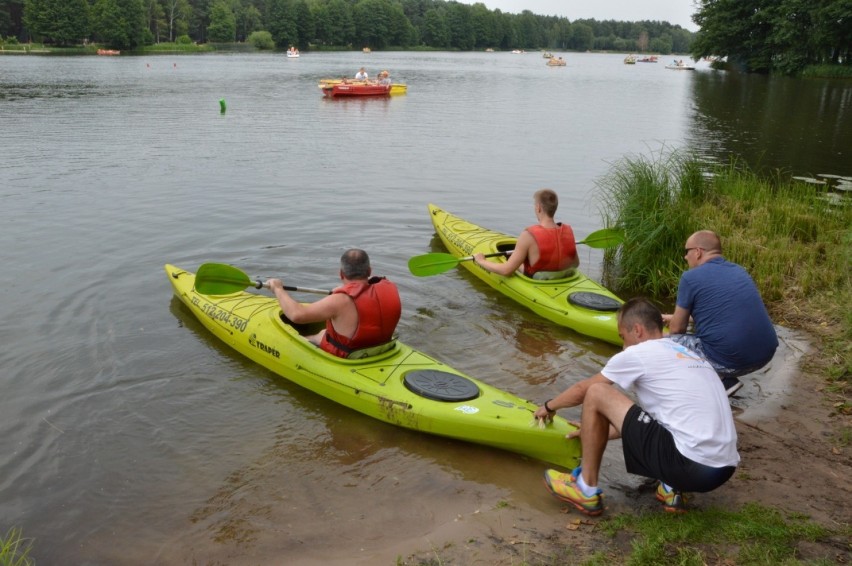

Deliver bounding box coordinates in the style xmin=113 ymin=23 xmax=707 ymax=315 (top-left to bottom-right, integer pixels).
xmin=655 ymin=492 xmax=688 ymax=514
xmin=543 ymin=478 xmax=604 ymax=516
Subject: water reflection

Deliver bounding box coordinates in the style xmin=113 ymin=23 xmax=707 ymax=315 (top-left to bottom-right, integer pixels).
xmin=689 ymin=71 xmax=852 ymax=178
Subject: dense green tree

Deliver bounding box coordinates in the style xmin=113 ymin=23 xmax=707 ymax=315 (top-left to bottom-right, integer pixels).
xmin=207 ymin=0 xmax=235 ymax=41
xmin=156 ymin=0 xmax=191 ymax=41
xmin=90 ymin=0 xmax=145 ymax=49
xmin=237 ymin=3 xmax=261 ymax=40
xmin=1 ymin=0 xmax=25 ymax=38
xmin=515 ymin=10 xmax=541 ymax=48
xmin=188 ymin=0 xmax=211 ymax=42
xmin=420 ymin=7 xmax=448 ymax=47
xmin=292 ymin=0 xmax=312 ymax=48
xmin=247 ymin=27 xmax=272 ymax=47
xmin=387 ymin=1 xmax=414 ymax=46
xmin=146 ymin=0 xmax=166 ymax=42
xmin=94 ymin=0 xmax=145 ymax=48
xmin=268 ymin=0 xmax=297 ymax=47
xmin=469 ymin=2 xmax=495 ymax=48
xmin=650 ymin=33 xmax=673 ymax=54
xmin=571 ymin=21 xmax=594 ymax=51
xmin=445 ymin=2 xmax=472 ymax=49
xmin=353 ymin=0 xmax=391 ymax=49
xmin=313 ymin=0 xmax=354 ymax=46
xmin=23 ymin=0 xmax=88 ymax=44
xmin=17 ymin=0 xmax=696 ymax=51
xmin=691 ymin=0 xmax=849 ymax=73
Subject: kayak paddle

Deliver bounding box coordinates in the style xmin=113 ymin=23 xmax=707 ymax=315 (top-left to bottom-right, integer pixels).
xmin=194 ymin=263 xmax=331 ymax=295
xmin=576 ymin=226 xmax=624 ymax=249
xmin=407 ymin=251 xmax=508 ymax=277
xmin=407 ymin=227 xmax=624 ymax=277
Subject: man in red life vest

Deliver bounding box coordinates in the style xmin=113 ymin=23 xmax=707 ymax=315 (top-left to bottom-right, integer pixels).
xmin=473 ymin=189 xmax=579 ymax=279
xmin=267 ymin=249 xmax=401 ymax=358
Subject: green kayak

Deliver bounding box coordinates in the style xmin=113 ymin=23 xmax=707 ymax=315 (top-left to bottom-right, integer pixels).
xmin=165 ymin=264 xmax=581 ymax=469
xmin=426 ymin=204 xmax=623 ymax=345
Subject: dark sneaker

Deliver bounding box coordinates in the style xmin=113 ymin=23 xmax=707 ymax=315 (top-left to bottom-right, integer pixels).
xmin=656 ymin=481 xmax=688 ymax=513
xmin=723 ymin=377 xmax=743 ymax=397
xmin=543 ymin=469 xmax=604 ymax=516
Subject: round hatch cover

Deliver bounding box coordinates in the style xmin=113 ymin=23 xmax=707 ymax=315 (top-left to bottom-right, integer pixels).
xmin=568 ymin=292 xmax=622 ymax=312
xmin=403 ymin=370 xmax=480 ymax=402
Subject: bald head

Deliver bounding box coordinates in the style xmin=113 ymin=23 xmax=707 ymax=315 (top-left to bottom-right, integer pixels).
xmin=688 ymin=230 xmax=722 ymax=254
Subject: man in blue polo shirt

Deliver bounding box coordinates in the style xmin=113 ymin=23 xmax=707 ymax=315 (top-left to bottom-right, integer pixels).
xmin=663 ymin=230 xmax=778 ymax=396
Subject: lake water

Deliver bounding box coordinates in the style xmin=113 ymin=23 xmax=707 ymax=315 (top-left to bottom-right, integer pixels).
xmin=0 ymin=51 xmax=848 ymax=564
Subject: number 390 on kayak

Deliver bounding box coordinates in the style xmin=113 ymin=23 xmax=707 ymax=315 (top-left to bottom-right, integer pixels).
xmin=191 ymin=296 xmax=249 ymax=332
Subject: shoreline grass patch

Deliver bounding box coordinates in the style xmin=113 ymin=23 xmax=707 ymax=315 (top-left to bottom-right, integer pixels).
xmin=596 ymin=150 xmax=850 ymax=397
xmin=0 ymin=527 xmax=34 ymax=566
xmin=594 ymin=502 xmax=842 ymax=566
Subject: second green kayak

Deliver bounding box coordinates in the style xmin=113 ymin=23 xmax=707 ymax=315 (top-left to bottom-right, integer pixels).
xmin=428 ymin=204 xmax=623 ymax=345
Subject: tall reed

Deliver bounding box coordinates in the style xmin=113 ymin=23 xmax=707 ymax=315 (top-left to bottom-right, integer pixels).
xmin=597 ymin=151 xmax=851 ymax=311
xmin=0 ymin=528 xmax=33 ymax=566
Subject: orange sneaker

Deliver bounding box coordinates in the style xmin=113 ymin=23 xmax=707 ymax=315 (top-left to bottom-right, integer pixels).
xmin=656 ymin=481 xmax=688 ymax=513
xmin=543 ymin=469 xmax=604 ymax=516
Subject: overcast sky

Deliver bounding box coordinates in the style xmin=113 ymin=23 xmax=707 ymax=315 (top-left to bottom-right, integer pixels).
xmin=462 ymin=0 xmax=699 ymax=31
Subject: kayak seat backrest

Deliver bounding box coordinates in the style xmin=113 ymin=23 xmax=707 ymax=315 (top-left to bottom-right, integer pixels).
xmin=531 ymin=269 xmax=576 ymax=280
xmin=347 ymin=337 xmax=399 ymax=360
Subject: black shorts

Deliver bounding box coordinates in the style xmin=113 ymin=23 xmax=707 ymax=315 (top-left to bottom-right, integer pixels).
xmin=620 ymin=404 xmax=735 ymax=492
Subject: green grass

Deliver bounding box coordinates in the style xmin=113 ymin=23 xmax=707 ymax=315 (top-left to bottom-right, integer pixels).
xmin=801 ymin=65 xmax=852 ymax=79
xmin=597 ymin=150 xmax=851 ymax=396
xmin=591 ymin=503 xmax=842 ymax=566
xmin=0 ymin=528 xmax=33 ymax=566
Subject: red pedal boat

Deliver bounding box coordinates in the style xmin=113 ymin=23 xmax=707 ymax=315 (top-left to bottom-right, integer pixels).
xmin=321 ymin=83 xmax=392 ymax=97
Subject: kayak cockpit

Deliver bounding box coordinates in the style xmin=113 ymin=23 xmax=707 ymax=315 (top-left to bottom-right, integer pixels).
xmin=276 ymin=312 xmax=400 ymax=360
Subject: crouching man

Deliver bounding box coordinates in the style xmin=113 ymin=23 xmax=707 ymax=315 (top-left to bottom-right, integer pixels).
xmin=534 ymin=297 xmax=739 ymax=514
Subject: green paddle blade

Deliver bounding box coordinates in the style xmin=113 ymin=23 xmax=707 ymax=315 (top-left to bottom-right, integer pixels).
xmin=408 ymin=253 xmax=465 ymax=277
xmin=578 ymin=227 xmax=624 ymax=249
xmin=195 ymin=263 xmax=255 ymax=295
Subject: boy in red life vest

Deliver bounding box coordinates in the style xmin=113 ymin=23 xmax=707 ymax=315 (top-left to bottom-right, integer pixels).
xmin=267 ymin=249 xmax=401 ymax=358
xmin=473 ymin=189 xmax=579 ymax=279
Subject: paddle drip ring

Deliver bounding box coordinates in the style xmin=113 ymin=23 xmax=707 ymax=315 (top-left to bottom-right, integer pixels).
xmin=403 ymin=370 xmax=480 ymax=402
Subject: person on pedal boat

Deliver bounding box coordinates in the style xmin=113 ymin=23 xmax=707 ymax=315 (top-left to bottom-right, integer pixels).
xmin=267 ymin=249 xmax=401 ymax=358
xmin=473 ymin=189 xmax=579 ymax=279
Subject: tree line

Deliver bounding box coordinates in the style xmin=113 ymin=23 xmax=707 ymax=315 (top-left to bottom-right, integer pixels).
xmin=1 ymin=0 xmax=693 ymax=53
xmin=691 ymin=0 xmax=852 ymax=74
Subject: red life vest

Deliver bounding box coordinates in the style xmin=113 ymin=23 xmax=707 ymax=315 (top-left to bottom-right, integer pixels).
xmin=319 ymin=277 xmax=401 ymax=358
xmin=523 ymin=224 xmax=578 ymax=276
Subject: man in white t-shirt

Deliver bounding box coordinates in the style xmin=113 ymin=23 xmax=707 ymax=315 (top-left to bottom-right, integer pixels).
xmin=533 ymin=297 xmax=739 ymax=514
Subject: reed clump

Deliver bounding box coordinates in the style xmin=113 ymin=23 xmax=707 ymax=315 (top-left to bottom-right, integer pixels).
xmin=597 ymin=151 xmax=850 ymax=394
xmin=0 ymin=527 xmax=33 ymax=566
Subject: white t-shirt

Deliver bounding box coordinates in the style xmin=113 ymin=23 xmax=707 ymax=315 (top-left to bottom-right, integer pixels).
xmin=601 ymin=338 xmax=740 ymax=468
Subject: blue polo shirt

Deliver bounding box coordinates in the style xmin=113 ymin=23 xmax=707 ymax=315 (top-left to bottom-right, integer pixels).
xmin=676 ymin=257 xmax=778 ymax=369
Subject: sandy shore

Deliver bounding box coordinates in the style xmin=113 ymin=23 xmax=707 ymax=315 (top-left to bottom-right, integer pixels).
xmin=367 ymin=327 xmax=851 ymax=565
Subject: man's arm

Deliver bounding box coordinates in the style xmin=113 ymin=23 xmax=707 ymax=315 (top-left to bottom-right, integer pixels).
xmin=533 ymin=372 xmax=611 ymax=420
xmin=473 ymin=231 xmax=533 ymax=276
xmin=268 ymin=279 xmax=347 ymax=325
xmin=665 ymin=305 xmax=691 ymax=334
